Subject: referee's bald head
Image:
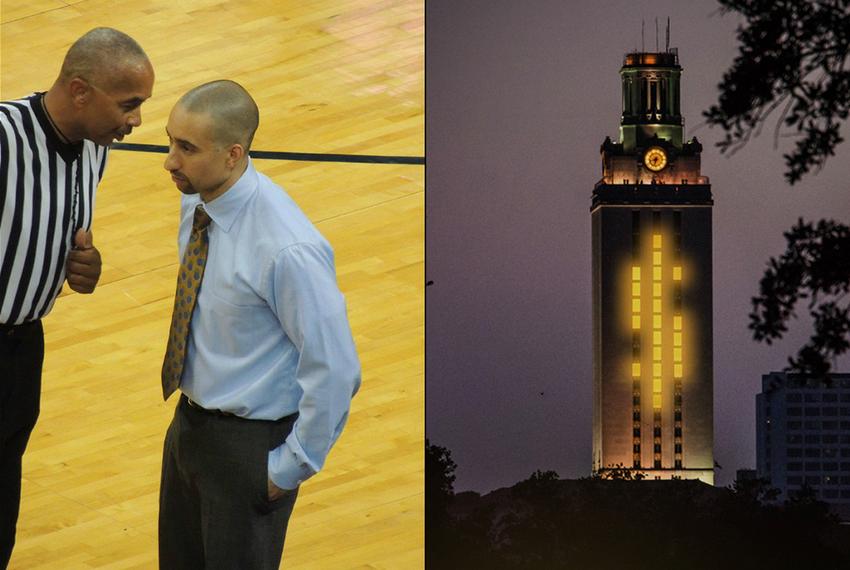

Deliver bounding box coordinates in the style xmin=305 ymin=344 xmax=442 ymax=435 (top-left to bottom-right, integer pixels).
xmin=176 ymin=80 xmax=260 ymax=152
xmin=60 ymin=27 xmax=151 ymax=91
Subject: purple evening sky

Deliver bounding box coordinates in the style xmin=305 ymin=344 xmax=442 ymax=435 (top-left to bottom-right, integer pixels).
xmin=426 ymin=0 xmax=850 ymax=492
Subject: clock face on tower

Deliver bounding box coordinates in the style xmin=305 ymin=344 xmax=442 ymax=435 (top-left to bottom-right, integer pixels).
xmin=644 ymin=147 xmax=667 ymax=172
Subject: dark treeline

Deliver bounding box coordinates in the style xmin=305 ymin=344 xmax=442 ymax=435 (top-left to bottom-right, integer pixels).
xmin=427 ymin=441 xmax=850 ymax=570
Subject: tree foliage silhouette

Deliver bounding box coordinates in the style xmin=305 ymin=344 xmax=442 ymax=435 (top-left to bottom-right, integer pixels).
xmin=705 ymin=0 xmax=850 ymax=184
xmin=706 ymin=0 xmax=850 ymax=375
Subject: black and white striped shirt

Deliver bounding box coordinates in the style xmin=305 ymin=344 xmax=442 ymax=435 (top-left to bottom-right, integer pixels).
xmin=0 ymin=92 xmax=109 ymax=325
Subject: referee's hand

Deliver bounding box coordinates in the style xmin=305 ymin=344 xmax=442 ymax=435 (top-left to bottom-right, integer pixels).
xmin=66 ymin=229 xmax=102 ymax=294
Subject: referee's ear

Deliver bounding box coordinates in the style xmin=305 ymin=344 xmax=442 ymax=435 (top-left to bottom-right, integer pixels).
xmin=68 ymin=77 xmax=93 ymax=108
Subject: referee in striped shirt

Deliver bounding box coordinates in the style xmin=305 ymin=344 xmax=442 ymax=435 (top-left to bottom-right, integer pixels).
xmin=0 ymin=28 xmax=154 ymax=566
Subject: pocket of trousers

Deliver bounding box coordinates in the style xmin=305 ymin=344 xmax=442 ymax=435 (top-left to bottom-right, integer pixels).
xmin=257 ymin=417 xmax=299 ymax=513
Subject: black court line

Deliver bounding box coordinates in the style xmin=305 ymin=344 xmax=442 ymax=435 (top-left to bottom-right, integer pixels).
xmin=111 ymin=143 xmax=424 ymax=165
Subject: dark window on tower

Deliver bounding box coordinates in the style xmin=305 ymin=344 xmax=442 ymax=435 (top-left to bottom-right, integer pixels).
xmin=650 ymin=80 xmax=658 ymax=115
xmin=632 ymin=210 xmax=641 ymax=257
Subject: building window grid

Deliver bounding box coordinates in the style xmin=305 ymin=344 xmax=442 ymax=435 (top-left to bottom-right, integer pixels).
xmin=652 ymin=224 xmax=662 ymax=467
xmin=780 ymin=388 xmax=850 ymax=494
xmin=673 ymin=211 xmax=683 ymax=469
xmin=631 ymin=211 xmax=641 ymax=468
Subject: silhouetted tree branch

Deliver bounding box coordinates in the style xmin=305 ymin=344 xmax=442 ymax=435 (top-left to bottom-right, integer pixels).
xmin=705 ymin=0 xmax=850 ymax=184
xmin=750 ymin=219 xmax=850 ymax=375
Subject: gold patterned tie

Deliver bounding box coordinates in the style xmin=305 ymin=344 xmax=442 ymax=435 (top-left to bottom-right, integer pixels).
xmin=161 ymin=204 xmax=212 ymax=400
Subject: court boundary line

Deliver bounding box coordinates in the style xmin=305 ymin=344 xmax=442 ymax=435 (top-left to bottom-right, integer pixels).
xmin=111 ymin=143 xmax=424 ymax=165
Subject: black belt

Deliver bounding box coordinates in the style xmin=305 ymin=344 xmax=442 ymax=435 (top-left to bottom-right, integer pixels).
xmin=181 ymin=394 xmax=237 ymax=417
xmin=179 ymin=393 xmax=298 ymax=424
xmin=0 ymin=319 xmax=41 ymax=337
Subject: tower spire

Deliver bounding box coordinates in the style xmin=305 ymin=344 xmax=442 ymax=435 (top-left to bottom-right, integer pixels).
xmin=655 ymin=17 xmax=659 ymax=52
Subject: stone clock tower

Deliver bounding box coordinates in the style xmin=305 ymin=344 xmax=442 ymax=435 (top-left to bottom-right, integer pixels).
xmin=591 ymin=48 xmax=714 ymax=483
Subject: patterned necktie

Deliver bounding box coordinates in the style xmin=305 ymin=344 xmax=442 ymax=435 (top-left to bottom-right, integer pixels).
xmin=161 ymin=204 xmax=212 ymax=400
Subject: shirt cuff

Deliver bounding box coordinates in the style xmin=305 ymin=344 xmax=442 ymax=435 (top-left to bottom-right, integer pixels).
xmin=267 ymin=438 xmax=317 ymax=490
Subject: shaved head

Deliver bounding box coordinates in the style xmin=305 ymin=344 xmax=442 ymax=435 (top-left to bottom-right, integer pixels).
xmin=60 ymin=27 xmax=150 ymax=91
xmin=177 ymin=80 xmax=259 ymax=151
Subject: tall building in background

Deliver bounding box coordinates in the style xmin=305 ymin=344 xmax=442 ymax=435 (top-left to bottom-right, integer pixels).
xmin=591 ymin=47 xmax=714 ymax=483
xmin=756 ymin=371 xmax=850 ymax=517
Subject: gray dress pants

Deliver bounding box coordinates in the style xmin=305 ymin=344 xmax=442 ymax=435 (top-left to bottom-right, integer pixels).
xmin=159 ymin=395 xmax=299 ymax=569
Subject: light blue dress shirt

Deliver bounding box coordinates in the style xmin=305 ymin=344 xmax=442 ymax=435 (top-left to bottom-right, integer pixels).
xmin=178 ymin=158 xmax=361 ymax=490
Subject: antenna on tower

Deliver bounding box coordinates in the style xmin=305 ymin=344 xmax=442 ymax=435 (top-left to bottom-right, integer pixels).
xmin=655 ymin=17 xmax=659 ymax=51
xmin=666 ymin=17 xmax=670 ymax=51
xmin=641 ymin=19 xmax=645 ymax=52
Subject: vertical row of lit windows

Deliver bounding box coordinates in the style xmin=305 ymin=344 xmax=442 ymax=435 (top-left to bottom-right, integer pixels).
xmin=632 ymin=211 xmax=641 ymax=469
xmin=652 ymin=232 xmax=663 ymax=469
xmin=673 ymin=211 xmax=683 ymax=470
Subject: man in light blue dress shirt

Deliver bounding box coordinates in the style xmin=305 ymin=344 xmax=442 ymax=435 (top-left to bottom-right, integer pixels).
xmin=158 ymin=80 xmax=361 ymax=569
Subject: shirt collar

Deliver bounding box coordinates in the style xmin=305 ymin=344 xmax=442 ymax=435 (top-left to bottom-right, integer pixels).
xmin=202 ymin=158 xmax=258 ymax=233
xmin=30 ymin=92 xmax=84 ymax=162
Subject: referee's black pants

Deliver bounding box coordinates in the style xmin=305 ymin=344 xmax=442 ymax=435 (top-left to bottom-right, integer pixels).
xmin=159 ymin=395 xmax=299 ymax=570
xmin=0 ymin=320 xmax=43 ymax=569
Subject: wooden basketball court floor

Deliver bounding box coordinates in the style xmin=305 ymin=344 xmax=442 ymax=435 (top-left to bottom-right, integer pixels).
xmin=0 ymin=1 xmax=423 ymax=568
